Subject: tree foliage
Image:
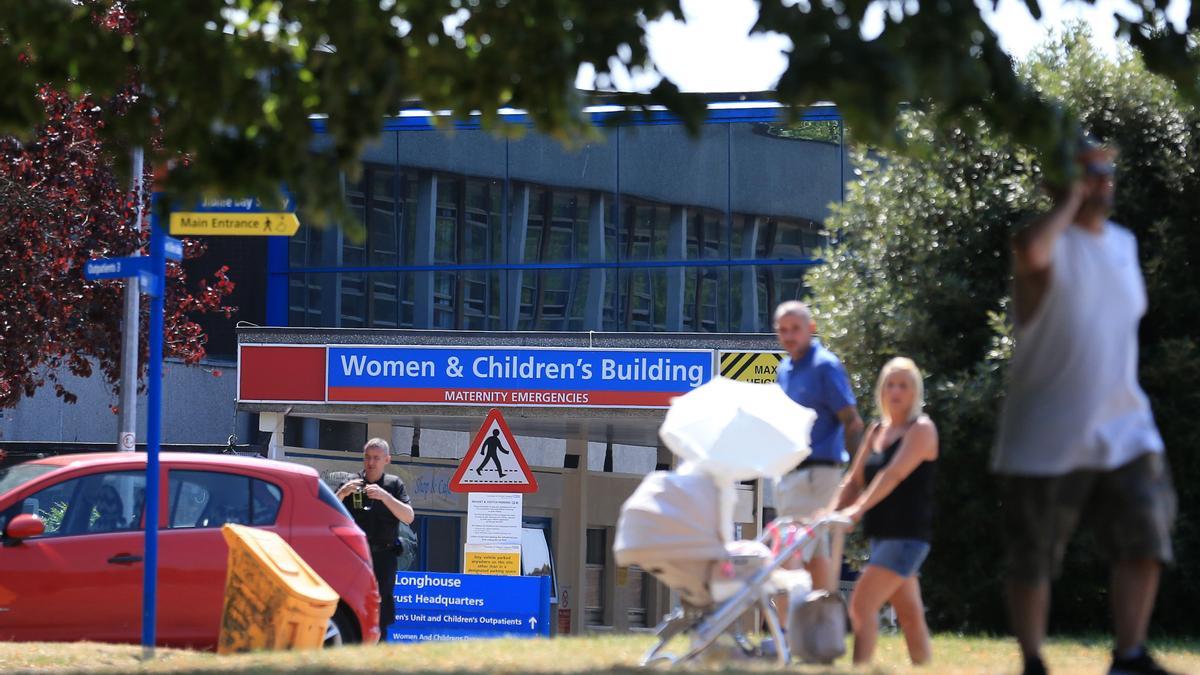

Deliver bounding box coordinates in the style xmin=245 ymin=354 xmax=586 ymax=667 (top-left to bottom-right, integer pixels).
xmin=808 ymin=28 xmax=1200 ymax=632
xmin=2 ymin=1 xmax=1198 ymax=219
xmin=0 ymin=87 xmax=236 ymax=408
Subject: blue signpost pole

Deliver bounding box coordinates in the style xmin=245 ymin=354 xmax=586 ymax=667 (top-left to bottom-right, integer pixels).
xmin=141 ymin=207 xmax=166 ymax=657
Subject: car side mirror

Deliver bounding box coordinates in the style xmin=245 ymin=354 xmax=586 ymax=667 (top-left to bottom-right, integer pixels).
xmin=5 ymin=513 xmax=45 ymax=543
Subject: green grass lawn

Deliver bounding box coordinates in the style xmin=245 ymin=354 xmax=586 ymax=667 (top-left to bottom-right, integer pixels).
xmin=1 ymin=634 xmax=1197 ymax=674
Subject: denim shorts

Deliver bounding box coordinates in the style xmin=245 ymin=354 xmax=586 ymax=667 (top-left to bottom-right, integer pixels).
xmin=868 ymin=538 xmax=931 ymax=578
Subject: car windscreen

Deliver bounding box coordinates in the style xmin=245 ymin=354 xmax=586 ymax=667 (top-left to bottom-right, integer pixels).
xmin=0 ymin=464 xmax=59 ymax=498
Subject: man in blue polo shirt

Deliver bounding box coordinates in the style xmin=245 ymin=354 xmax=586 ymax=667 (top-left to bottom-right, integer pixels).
xmin=774 ymin=300 xmax=864 ymax=595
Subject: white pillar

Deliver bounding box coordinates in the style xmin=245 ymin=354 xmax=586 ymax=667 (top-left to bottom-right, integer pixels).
xmin=258 ymin=412 xmax=286 ymax=460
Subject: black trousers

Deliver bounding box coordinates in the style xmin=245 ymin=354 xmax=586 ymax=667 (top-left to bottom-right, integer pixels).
xmin=372 ymin=548 xmax=399 ymax=636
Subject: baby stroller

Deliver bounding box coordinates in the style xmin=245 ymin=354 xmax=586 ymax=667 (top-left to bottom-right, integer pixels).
xmin=613 ymin=377 xmax=849 ymax=666
xmin=614 ymin=468 xmax=849 ymax=666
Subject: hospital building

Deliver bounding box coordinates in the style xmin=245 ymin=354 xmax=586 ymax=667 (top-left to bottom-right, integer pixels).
xmin=2 ymin=99 xmax=849 ymax=635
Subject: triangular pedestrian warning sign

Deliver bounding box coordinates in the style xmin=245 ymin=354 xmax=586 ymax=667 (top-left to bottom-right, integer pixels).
xmin=449 ymin=409 xmax=539 ymax=493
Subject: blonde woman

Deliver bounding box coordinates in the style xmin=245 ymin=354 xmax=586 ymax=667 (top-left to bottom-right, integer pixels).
xmin=831 ymin=357 xmax=938 ymax=665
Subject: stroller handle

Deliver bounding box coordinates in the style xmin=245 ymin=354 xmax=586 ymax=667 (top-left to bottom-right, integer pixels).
xmin=759 ymin=513 xmax=852 ymax=546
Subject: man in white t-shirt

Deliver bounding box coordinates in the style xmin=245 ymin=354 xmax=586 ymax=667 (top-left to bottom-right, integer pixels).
xmin=993 ymin=137 xmax=1177 ymax=675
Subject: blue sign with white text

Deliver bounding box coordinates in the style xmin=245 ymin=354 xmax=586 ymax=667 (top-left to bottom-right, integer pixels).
xmin=164 ymin=235 xmax=183 ymax=261
xmin=326 ymin=346 xmax=714 ymax=408
xmin=84 ymin=256 xmax=150 ymax=280
xmin=388 ymin=572 xmax=551 ymax=642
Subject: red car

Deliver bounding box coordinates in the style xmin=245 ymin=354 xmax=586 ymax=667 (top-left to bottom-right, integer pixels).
xmin=0 ymin=452 xmax=380 ymax=648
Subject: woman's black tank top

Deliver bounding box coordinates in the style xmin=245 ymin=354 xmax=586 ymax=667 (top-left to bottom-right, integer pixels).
xmin=861 ymin=428 xmax=936 ymax=541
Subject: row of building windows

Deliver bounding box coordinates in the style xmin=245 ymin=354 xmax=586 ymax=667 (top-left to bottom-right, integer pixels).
xmin=290 ymin=168 xmax=828 ymax=269
xmin=281 ymin=119 xmax=844 ymax=334
xmin=287 ymin=265 xmax=811 ymax=333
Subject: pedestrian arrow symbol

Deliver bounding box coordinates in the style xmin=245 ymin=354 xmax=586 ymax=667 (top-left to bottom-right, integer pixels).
xmin=448 ymin=408 xmax=538 ymax=493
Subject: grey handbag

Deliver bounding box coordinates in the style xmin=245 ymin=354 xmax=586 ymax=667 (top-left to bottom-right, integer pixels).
xmin=787 ymin=588 xmax=848 ymax=664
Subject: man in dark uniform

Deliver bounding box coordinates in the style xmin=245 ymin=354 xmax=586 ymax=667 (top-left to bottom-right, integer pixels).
xmin=335 ymin=438 xmax=414 ymax=637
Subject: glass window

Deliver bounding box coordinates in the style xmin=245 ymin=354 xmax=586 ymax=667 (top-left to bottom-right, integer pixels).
xmin=392 ymin=128 xmax=505 ymax=266
xmin=288 ymin=219 xmax=334 ymax=268
xmin=289 ymin=272 xmax=418 ymax=329
xmin=621 ymin=267 xmax=665 ymax=332
xmin=687 ymin=208 xmax=727 ymax=260
xmin=521 ymin=523 xmax=558 ymax=604
xmin=465 ymin=179 xmax=503 ymax=264
xmin=754 ymin=217 xmax=826 ymax=260
xmin=585 ymin=527 xmax=607 ymax=626
xmin=511 ymin=186 xmax=616 ymax=265
xmin=343 ymin=173 xmax=369 ymax=267
xmin=434 ymin=177 xmax=460 ymax=264
xmin=345 ymin=166 xmax=419 ymax=268
xmin=412 ymin=514 xmax=461 ymax=573
xmin=731 ymin=265 xmax=816 ymax=333
xmin=461 ymin=270 xmax=502 ymax=330
xmin=617 ymin=199 xmax=728 ymax=263
xmin=368 ymin=271 xmax=410 ymax=328
xmin=0 ymin=464 xmax=58 ymax=498
xmin=427 ymin=270 xmax=503 ymax=330
xmin=509 ymin=130 xmax=617 ymax=264
xmin=431 ymin=176 xmax=503 ymax=265
xmin=2 ymin=471 xmax=146 ymax=538
xmin=167 ymin=471 xmax=282 ymax=529
xmin=340 ymin=271 xmax=367 ymax=328
xmin=683 ymin=267 xmax=730 ymax=332
xmin=508 ymin=128 xmax=619 ymax=263
xmin=620 ymin=124 xmax=729 ymax=261
xmin=617 ymin=266 xmax=729 ymax=332
xmin=620 ymin=200 xmax=670 ymax=262
xmin=318 ymin=420 xmax=367 ymax=453
xmin=288 ymin=273 xmax=325 ymax=327
xmin=625 ymin=565 xmax=649 ymax=628
xmin=517 ymin=269 xmax=588 ymax=331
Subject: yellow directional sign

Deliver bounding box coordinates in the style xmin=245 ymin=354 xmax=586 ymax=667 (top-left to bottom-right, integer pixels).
xmin=169 ymin=212 xmax=300 ymax=236
xmin=719 ymin=350 xmax=786 ymax=384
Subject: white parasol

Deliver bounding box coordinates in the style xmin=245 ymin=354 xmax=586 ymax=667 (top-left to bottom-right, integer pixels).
xmin=659 ymin=376 xmax=816 ymax=482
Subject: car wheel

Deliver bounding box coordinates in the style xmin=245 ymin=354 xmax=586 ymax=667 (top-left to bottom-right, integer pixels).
xmin=325 ymin=606 xmax=360 ymax=647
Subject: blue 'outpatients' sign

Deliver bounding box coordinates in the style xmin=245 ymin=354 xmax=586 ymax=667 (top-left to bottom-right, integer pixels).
xmin=388 ymin=572 xmax=552 ymax=642
xmin=84 ymin=256 xmax=149 ymax=280
xmin=327 ymin=345 xmax=714 ymax=408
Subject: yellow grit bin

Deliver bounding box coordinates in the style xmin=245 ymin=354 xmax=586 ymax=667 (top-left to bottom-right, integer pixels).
xmin=217 ymin=523 xmax=339 ymax=654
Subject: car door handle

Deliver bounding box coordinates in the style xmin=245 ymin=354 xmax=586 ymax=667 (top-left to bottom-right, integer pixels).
xmin=107 ymin=554 xmax=143 ymax=565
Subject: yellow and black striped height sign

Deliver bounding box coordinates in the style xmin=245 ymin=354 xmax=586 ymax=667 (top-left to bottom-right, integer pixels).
xmin=719 ymin=350 xmax=786 ymax=384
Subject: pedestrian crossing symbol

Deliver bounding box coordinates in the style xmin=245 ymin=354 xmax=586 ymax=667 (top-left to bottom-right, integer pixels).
xmin=718 ymin=350 xmax=786 ymax=384
xmin=449 ymin=408 xmax=539 ymax=493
